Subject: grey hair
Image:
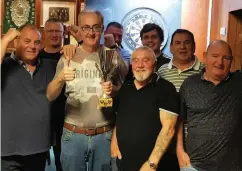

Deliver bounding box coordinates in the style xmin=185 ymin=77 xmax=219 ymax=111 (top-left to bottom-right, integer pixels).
xmin=130 ymin=46 xmax=157 ymax=64
xmin=78 ymin=9 xmax=104 ymax=26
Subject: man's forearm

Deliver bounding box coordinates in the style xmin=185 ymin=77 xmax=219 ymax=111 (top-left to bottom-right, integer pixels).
xmin=47 ymin=77 xmax=65 ymax=101
xmin=176 ymin=120 xmax=185 ymax=153
xmin=111 ymin=126 xmax=117 ymax=144
xmin=148 ymin=126 xmax=175 ymax=165
xmin=1 ymin=39 xmax=10 ymax=64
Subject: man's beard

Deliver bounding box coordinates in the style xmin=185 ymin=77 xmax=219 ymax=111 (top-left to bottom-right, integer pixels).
xmin=133 ymin=70 xmax=151 ymax=82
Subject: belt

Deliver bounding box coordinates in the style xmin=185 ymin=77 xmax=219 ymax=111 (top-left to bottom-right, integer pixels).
xmin=64 ymin=122 xmax=113 ymax=136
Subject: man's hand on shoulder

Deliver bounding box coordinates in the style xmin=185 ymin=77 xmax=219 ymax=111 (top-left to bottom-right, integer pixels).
xmin=61 ymin=44 xmax=76 ymax=60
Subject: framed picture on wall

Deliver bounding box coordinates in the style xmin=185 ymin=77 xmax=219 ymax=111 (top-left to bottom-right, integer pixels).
xmin=41 ymin=0 xmax=76 ymax=27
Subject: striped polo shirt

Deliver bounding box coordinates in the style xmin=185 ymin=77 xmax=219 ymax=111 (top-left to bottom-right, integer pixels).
xmin=157 ymin=57 xmax=204 ymax=92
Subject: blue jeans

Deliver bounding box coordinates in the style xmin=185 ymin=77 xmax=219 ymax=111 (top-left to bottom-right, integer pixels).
xmin=61 ymin=128 xmax=112 ymax=171
xmin=180 ymin=165 xmax=198 ymax=171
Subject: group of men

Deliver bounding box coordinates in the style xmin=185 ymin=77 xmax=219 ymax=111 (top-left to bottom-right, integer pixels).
xmin=1 ymin=8 xmax=242 ymax=171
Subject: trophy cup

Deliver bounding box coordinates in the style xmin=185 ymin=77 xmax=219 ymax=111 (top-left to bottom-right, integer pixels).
xmin=95 ymin=48 xmax=118 ymax=107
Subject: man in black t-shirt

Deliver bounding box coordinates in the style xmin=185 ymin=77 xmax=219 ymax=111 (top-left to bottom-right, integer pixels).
xmin=38 ymin=18 xmax=65 ymax=171
xmin=126 ymin=23 xmax=170 ymax=81
xmin=177 ymin=40 xmax=242 ymax=171
xmin=111 ymin=46 xmax=179 ymax=171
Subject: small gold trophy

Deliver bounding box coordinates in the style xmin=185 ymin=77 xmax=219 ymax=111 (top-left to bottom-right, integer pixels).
xmin=95 ymin=48 xmax=118 ymax=107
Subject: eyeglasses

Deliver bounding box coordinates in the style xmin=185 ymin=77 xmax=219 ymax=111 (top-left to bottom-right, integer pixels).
xmin=45 ymin=30 xmax=64 ymax=34
xmin=80 ymin=25 xmax=103 ymax=33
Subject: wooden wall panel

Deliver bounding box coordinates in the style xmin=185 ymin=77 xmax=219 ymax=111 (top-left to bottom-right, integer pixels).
xmin=227 ymin=13 xmax=242 ymax=70
xmin=181 ymin=0 xmax=210 ymax=62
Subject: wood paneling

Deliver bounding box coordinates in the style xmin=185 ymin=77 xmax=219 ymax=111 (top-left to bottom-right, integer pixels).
xmin=181 ymin=0 xmax=210 ymax=62
xmin=227 ymin=12 xmax=242 ymax=70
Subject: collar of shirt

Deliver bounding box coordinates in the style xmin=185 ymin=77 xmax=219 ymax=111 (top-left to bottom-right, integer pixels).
xmin=168 ymin=55 xmax=201 ymax=71
xmin=200 ymin=68 xmax=230 ymax=82
xmin=10 ymin=52 xmax=41 ymax=67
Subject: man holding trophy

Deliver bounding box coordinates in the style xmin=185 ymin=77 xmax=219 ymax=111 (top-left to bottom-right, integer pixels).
xmin=47 ymin=9 xmax=128 ymax=171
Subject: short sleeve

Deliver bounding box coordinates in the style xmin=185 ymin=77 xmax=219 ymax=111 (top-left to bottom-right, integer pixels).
xmin=158 ymin=80 xmax=180 ymax=116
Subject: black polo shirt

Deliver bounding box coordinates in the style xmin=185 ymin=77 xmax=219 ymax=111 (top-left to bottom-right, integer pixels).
xmin=115 ymin=74 xmax=179 ymax=171
xmin=180 ymin=71 xmax=242 ymax=171
xmin=1 ymin=55 xmax=54 ymax=156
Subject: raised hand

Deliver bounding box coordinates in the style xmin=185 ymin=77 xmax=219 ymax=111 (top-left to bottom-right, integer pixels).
xmin=69 ymin=24 xmax=82 ymax=42
xmin=2 ymin=28 xmax=20 ymax=43
xmin=104 ymin=34 xmax=116 ymax=48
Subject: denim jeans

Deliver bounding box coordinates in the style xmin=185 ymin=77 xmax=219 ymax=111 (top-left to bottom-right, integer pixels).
xmin=180 ymin=165 xmax=198 ymax=171
xmin=61 ymin=128 xmax=112 ymax=171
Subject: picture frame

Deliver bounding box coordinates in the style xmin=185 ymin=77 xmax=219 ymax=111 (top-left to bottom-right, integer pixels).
xmin=41 ymin=0 xmax=76 ymax=27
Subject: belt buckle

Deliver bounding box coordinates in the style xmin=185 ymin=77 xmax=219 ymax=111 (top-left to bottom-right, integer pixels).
xmin=85 ymin=128 xmax=95 ymax=136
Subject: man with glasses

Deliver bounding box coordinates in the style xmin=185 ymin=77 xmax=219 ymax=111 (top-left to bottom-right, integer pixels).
xmin=177 ymin=40 xmax=242 ymax=171
xmin=47 ymin=9 xmax=128 ymax=171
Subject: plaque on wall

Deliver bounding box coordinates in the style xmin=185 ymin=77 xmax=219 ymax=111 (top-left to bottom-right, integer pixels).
xmin=3 ymin=0 xmax=35 ymax=33
xmin=121 ymin=7 xmax=169 ymax=51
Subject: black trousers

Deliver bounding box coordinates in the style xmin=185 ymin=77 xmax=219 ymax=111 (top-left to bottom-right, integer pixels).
xmin=1 ymin=152 xmax=47 ymax=171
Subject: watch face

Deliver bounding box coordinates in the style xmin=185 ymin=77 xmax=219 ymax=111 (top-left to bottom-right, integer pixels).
xmin=122 ymin=7 xmax=169 ymax=51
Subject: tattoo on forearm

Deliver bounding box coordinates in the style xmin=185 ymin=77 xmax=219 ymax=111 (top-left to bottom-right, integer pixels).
xmin=153 ymin=129 xmax=172 ymax=159
xmin=151 ymin=112 xmax=177 ymax=161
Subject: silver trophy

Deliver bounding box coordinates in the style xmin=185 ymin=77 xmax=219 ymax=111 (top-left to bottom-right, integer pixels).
xmin=95 ymin=48 xmax=118 ymax=107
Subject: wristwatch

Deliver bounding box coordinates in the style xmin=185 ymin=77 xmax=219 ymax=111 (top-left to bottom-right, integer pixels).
xmin=148 ymin=159 xmax=157 ymax=170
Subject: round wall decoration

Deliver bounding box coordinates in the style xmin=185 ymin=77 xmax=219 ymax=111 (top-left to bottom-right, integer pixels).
xmin=121 ymin=7 xmax=169 ymax=51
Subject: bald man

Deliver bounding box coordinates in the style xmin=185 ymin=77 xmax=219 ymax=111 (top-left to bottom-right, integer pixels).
xmin=176 ymin=40 xmax=242 ymax=171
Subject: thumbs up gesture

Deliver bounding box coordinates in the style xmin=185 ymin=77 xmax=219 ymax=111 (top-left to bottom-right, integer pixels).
xmin=58 ymin=57 xmax=76 ymax=83
xmin=62 ymin=57 xmax=76 ymax=81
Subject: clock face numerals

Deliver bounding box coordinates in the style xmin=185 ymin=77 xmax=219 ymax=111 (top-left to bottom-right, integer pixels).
xmin=122 ymin=8 xmax=168 ymax=51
